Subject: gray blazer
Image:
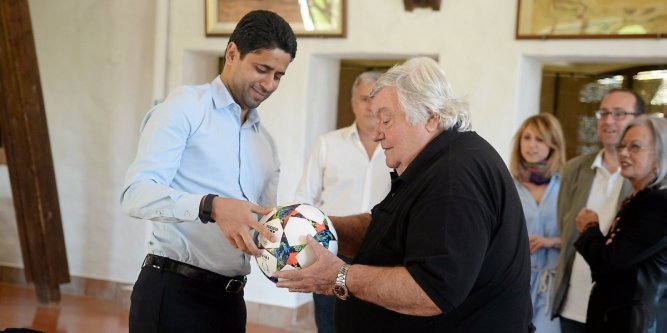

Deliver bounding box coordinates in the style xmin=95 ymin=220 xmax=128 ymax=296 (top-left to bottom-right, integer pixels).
xmin=551 ymin=152 xmax=633 ymax=320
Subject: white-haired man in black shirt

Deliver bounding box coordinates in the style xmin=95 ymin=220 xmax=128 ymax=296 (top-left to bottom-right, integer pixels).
xmin=274 ymin=57 xmax=534 ymax=332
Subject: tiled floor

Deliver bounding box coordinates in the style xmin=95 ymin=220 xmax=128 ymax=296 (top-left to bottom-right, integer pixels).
xmin=0 ymin=282 xmax=291 ymax=333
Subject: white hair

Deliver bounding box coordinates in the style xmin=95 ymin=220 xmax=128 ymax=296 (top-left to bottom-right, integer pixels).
xmin=370 ymin=57 xmax=470 ymax=131
xmin=351 ymin=71 xmax=383 ymax=97
xmin=622 ymin=115 xmax=667 ymax=189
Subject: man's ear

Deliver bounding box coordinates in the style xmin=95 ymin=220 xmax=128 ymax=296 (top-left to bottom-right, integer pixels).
xmin=426 ymin=111 xmax=440 ymax=132
xmin=225 ymin=42 xmax=238 ymax=63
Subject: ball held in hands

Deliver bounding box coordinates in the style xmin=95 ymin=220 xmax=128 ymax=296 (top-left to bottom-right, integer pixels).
xmin=254 ymin=203 xmax=338 ymax=283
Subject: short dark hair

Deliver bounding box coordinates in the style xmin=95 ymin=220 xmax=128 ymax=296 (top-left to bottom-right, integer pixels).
xmin=605 ymin=88 xmax=646 ymax=115
xmin=228 ymin=10 xmax=297 ymax=61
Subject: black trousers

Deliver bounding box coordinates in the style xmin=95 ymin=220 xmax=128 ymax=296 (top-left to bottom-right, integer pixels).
xmin=129 ymin=265 xmax=246 ymax=332
xmin=560 ymin=317 xmax=587 ymax=333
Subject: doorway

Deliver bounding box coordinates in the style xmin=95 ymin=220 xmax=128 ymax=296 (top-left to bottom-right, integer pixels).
xmin=540 ymin=63 xmax=667 ymax=159
xmin=335 ymin=59 xmax=406 ymax=129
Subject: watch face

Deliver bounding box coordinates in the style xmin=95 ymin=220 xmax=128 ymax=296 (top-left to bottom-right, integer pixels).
xmin=333 ymin=285 xmax=348 ymax=300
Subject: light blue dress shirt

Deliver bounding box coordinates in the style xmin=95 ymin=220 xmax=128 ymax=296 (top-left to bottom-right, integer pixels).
xmin=121 ymin=76 xmax=280 ymax=277
xmin=515 ymin=174 xmax=561 ymax=332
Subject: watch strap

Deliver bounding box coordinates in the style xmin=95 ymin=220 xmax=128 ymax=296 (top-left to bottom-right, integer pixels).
xmin=334 ymin=263 xmax=351 ymax=300
xmin=199 ymin=194 xmax=218 ymax=223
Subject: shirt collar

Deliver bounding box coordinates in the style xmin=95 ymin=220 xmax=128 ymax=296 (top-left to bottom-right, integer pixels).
xmin=590 ymin=149 xmax=605 ymax=170
xmin=398 ymin=128 xmax=466 ymax=184
xmin=343 ymin=122 xmax=360 ymax=141
xmin=210 ymin=75 xmax=261 ymax=132
xmin=389 ymin=170 xmax=402 ymax=193
xmin=591 ymin=149 xmax=623 ymax=177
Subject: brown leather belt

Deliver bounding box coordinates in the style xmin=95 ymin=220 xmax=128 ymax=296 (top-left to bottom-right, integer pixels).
xmin=142 ymin=254 xmax=246 ymax=293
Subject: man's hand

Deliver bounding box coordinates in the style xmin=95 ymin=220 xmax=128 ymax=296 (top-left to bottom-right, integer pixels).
xmin=211 ymin=197 xmax=274 ymax=256
xmin=273 ymin=237 xmax=344 ymax=295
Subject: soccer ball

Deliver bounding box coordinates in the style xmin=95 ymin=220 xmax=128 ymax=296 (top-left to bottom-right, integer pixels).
xmin=254 ymin=203 xmax=338 ymax=283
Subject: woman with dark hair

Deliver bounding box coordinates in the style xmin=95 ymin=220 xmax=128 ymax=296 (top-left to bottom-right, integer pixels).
xmin=574 ymin=115 xmax=667 ymax=332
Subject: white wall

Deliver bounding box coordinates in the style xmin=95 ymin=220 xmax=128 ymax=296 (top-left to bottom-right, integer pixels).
xmin=1 ymin=0 xmax=665 ymax=309
xmin=0 ymin=0 xmax=156 ymax=283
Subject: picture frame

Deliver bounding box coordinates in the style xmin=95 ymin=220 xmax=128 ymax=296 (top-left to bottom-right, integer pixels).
xmin=205 ymin=0 xmax=346 ymax=38
xmin=515 ymin=0 xmax=667 ymax=39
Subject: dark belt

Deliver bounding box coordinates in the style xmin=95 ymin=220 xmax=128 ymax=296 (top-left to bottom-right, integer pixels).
xmin=142 ymin=254 xmax=246 ymax=293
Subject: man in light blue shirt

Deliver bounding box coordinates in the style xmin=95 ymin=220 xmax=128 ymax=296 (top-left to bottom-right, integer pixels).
xmin=121 ymin=10 xmax=297 ymax=333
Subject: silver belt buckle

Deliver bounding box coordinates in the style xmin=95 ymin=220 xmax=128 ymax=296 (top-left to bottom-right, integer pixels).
xmin=143 ymin=255 xmax=162 ymax=270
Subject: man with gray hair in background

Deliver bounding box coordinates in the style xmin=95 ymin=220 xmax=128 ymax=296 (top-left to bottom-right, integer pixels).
xmin=295 ymin=71 xmax=391 ymax=333
xmin=275 ymin=57 xmax=534 ymax=332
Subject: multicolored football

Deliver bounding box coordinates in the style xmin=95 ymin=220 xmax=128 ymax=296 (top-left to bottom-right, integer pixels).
xmin=254 ymin=203 xmax=338 ymax=283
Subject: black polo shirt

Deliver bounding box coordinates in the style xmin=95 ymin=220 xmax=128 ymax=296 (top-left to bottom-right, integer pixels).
xmin=335 ymin=129 xmax=533 ymax=332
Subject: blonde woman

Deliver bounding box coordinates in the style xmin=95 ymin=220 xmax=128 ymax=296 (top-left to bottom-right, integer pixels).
xmin=510 ymin=113 xmax=566 ymax=333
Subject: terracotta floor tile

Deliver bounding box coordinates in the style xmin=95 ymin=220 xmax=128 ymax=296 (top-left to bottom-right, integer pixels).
xmin=0 ymin=282 xmax=289 ymax=333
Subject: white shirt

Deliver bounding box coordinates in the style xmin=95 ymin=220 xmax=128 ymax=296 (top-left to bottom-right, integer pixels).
xmin=294 ymin=123 xmax=391 ymax=216
xmin=560 ymin=150 xmax=624 ymax=323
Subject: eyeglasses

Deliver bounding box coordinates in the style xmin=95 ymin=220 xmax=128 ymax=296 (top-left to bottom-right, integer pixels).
xmin=595 ymin=110 xmax=637 ymax=120
xmin=615 ymin=143 xmax=651 ymax=154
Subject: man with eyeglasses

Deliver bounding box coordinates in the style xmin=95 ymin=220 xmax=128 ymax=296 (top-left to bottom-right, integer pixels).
xmin=551 ymin=88 xmax=646 ymax=333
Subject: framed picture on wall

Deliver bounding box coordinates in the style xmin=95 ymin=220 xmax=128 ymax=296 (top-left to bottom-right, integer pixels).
xmin=515 ymin=0 xmax=667 ymax=39
xmin=205 ymin=0 xmax=346 ymax=37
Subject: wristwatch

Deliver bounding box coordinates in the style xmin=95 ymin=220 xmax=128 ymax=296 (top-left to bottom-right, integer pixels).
xmin=198 ymin=194 xmax=218 ymax=223
xmin=333 ymin=264 xmax=351 ymax=300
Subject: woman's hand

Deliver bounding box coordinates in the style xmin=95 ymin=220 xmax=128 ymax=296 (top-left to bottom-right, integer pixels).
xmin=576 ymin=208 xmax=599 ymax=233
xmin=528 ymin=236 xmax=562 ymax=253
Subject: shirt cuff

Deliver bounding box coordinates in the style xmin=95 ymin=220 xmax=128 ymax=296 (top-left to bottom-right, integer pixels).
xmin=174 ymin=193 xmax=203 ymax=222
